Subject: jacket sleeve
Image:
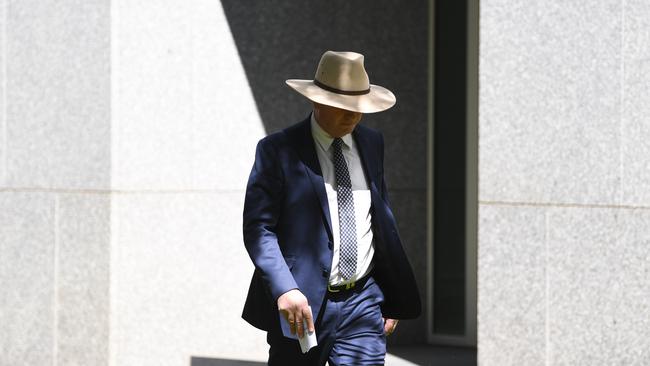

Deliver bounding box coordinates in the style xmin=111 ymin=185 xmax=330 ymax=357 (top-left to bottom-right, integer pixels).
xmin=242 ymin=137 xmax=298 ymax=302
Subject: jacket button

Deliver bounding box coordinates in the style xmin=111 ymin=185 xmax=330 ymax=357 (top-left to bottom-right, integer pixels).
xmin=327 ymin=241 xmax=333 ymax=250
xmin=322 ymin=269 xmax=329 ymax=278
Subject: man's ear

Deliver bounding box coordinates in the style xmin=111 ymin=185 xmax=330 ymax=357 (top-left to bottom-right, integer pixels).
xmin=312 ymin=102 xmax=321 ymax=119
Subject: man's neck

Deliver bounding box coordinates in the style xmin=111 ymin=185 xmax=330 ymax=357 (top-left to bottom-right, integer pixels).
xmin=313 ymin=111 xmax=347 ymax=138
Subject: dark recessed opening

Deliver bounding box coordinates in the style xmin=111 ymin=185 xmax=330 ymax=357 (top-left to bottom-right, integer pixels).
xmin=433 ymin=0 xmax=468 ymax=336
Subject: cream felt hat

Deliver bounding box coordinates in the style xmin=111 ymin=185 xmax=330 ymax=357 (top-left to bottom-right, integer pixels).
xmin=286 ymin=51 xmax=396 ymax=113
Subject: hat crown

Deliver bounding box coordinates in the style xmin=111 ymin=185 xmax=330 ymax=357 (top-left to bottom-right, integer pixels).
xmin=314 ymin=51 xmax=370 ymax=93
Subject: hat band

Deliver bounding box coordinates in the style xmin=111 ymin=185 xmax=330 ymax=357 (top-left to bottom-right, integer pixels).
xmin=314 ymin=79 xmax=370 ymax=96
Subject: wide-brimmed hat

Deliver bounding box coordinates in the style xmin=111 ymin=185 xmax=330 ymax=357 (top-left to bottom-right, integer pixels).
xmin=286 ymin=51 xmax=396 ymax=113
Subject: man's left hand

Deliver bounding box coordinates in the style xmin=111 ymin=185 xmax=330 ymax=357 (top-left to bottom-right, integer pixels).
xmin=383 ymin=318 xmax=398 ymax=336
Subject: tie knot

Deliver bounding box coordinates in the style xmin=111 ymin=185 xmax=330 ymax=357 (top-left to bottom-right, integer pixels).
xmin=332 ymin=137 xmax=344 ymax=151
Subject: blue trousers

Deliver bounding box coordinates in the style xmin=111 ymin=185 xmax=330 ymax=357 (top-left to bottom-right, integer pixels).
xmin=267 ymin=276 xmax=387 ymax=365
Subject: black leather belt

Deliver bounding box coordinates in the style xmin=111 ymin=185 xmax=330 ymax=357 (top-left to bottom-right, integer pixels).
xmin=327 ymin=274 xmax=371 ymax=293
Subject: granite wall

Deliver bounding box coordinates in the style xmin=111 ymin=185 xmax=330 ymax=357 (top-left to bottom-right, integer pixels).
xmin=0 ymin=1 xmax=112 ymax=365
xmin=479 ymin=0 xmax=650 ymax=364
xmin=0 ymin=0 xmax=267 ymax=365
xmin=0 ymin=0 xmax=429 ymax=365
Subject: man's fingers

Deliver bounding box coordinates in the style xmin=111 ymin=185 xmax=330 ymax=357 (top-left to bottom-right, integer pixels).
xmin=280 ymin=309 xmax=289 ymax=323
xmin=287 ymin=313 xmax=296 ymax=335
xmin=384 ymin=318 xmax=398 ymax=336
xmin=303 ymin=307 xmax=315 ymax=333
xmin=277 ymin=290 xmax=312 ymax=337
xmin=295 ymin=312 xmax=304 ymax=338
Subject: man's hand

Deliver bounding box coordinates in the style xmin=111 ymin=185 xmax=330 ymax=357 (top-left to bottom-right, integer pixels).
xmin=277 ymin=289 xmax=314 ymax=338
xmin=383 ymin=317 xmax=399 ymax=336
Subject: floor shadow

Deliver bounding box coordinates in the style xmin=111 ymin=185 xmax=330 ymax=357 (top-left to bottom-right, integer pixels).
xmin=388 ymin=345 xmax=477 ymax=366
xmin=191 ymin=357 xmax=265 ymax=366
xmin=191 ymin=345 xmax=476 ymax=366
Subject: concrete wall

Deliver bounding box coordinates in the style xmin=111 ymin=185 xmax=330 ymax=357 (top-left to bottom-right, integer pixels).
xmin=109 ymin=1 xmax=268 ymax=364
xmin=0 ymin=0 xmax=268 ymax=364
xmin=479 ymin=0 xmax=650 ymax=364
xmin=0 ymin=1 xmax=111 ymax=365
xmin=1 ymin=1 xmax=428 ymax=365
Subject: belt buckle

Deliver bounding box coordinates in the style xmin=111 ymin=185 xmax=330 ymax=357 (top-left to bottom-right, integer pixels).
xmin=327 ymin=284 xmax=339 ymax=293
xmin=328 ymin=281 xmax=356 ymax=293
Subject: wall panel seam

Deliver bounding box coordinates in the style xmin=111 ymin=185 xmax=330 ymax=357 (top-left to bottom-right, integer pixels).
xmin=53 ymin=194 xmax=59 ymax=366
xmin=479 ymin=200 xmax=650 ymax=210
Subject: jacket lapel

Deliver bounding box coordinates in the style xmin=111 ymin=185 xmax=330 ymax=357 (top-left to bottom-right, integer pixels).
xmin=285 ymin=117 xmax=333 ymax=240
xmin=284 ymin=118 xmax=381 ymax=241
xmin=352 ymin=127 xmax=380 ymax=196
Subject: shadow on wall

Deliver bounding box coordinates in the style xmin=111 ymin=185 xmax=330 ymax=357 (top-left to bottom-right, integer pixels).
xmin=220 ymin=0 xmax=428 ymax=135
xmin=221 ymin=0 xmax=430 ymax=346
xmin=191 ymin=357 xmax=265 ymax=366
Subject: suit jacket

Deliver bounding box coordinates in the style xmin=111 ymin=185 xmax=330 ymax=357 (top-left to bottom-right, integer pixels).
xmin=242 ymin=115 xmax=421 ymax=331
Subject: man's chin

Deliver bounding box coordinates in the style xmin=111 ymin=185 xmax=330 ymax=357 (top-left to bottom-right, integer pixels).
xmin=343 ymin=127 xmax=356 ymax=135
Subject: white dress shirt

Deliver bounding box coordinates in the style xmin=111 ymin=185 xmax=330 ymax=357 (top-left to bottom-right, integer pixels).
xmin=310 ymin=113 xmax=375 ymax=286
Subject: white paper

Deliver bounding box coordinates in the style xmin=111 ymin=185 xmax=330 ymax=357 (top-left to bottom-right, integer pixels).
xmin=298 ymin=317 xmax=318 ymax=353
xmin=279 ymin=305 xmax=318 ymax=353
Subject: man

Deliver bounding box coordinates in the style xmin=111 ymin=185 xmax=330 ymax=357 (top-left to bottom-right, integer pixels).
xmin=242 ymin=51 xmax=421 ymax=365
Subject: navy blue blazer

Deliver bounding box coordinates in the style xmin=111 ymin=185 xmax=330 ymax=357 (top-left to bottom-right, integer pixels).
xmin=242 ymin=116 xmax=421 ymax=331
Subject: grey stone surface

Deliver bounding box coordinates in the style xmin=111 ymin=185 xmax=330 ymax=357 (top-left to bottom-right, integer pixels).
xmin=479 ymin=1 xmax=650 ymax=364
xmin=57 ymin=193 xmax=110 ymax=366
xmin=0 ymin=192 xmax=55 ymax=366
xmin=479 ymin=0 xmax=622 ymax=205
xmin=1 ymin=0 xmax=5 ymax=186
xmin=614 ymin=209 xmax=650 ymax=363
xmin=110 ymin=192 xmax=268 ymax=365
xmin=547 ymin=208 xmax=650 ymax=365
xmin=622 ymin=0 xmax=650 ymax=206
xmin=385 ymin=189 xmax=428 ymax=345
xmin=375 ymin=108 xmax=428 ymax=191
xmin=546 ymin=208 xmax=620 ymax=365
xmin=111 ymin=0 xmax=266 ymax=191
xmin=479 ymin=180 xmax=650 ymax=361
xmin=477 ymin=204 xmax=546 ymax=366
xmin=5 ymin=0 xmax=110 ymax=189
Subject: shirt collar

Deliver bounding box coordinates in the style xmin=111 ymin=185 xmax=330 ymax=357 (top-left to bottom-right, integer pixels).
xmin=310 ymin=112 xmax=354 ymax=152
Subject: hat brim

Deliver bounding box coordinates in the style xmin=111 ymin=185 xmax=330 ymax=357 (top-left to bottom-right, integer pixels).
xmin=285 ymin=79 xmax=396 ymax=113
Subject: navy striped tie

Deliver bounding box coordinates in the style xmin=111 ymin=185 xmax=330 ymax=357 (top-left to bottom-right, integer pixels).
xmin=331 ymin=138 xmax=357 ymax=280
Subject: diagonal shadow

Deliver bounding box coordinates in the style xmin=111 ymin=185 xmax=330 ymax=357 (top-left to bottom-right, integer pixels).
xmin=220 ymin=0 xmax=429 ymax=140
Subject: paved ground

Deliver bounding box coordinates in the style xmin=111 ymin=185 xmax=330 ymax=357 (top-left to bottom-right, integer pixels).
xmin=192 ymin=345 xmax=477 ymax=365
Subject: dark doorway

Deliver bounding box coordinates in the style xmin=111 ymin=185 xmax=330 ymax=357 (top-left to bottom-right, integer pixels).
xmin=430 ymin=0 xmax=478 ymax=348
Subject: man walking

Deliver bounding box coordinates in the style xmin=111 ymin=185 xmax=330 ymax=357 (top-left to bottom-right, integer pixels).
xmin=242 ymin=50 xmax=421 ymax=365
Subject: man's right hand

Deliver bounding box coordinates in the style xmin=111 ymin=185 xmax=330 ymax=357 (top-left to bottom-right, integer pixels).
xmin=277 ymin=289 xmax=315 ymax=338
